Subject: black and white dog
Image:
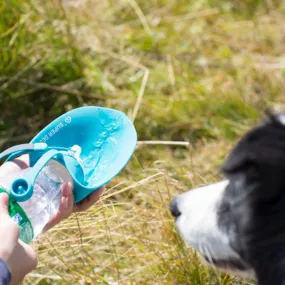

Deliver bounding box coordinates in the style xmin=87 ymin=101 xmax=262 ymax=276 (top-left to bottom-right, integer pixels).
xmin=170 ymin=112 xmax=285 ymax=285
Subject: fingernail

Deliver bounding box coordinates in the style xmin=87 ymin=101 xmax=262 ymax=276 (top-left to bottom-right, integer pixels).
xmin=63 ymin=197 xmax=68 ymax=209
xmin=64 ymin=182 xmax=73 ymax=197
xmin=67 ymin=181 xmax=73 ymax=190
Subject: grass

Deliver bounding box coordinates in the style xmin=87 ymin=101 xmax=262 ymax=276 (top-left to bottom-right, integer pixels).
xmin=1 ymin=0 xmax=285 ymax=284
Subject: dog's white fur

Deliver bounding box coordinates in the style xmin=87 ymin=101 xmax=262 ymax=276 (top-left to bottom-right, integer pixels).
xmin=174 ymin=180 xmax=254 ymax=276
xmin=175 ymin=182 xmax=230 ymax=256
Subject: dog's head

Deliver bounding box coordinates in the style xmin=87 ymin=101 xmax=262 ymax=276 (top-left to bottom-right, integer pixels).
xmin=170 ymin=113 xmax=285 ymax=285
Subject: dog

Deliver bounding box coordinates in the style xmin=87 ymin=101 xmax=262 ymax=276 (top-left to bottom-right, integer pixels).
xmin=170 ymin=112 xmax=285 ymax=285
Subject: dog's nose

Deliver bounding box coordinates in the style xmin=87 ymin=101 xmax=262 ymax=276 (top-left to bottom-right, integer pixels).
xmin=169 ymin=197 xmax=181 ymax=218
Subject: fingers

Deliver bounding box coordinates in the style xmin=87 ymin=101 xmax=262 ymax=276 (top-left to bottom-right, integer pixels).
xmin=0 ymin=193 xmax=18 ymax=235
xmin=0 ymin=193 xmax=20 ymax=262
xmin=42 ymin=182 xmax=74 ymax=233
xmin=73 ymin=187 xmax=104 ymax=213
xmin=0 ymin=195 xmax=20 ymax=240
xmin=0 ymin=193 xmax=9 ymax=216
xmin=43 ymin=184 xmax=104 ymax=231
xmin=61 ymin=181 xmax=74 ymax=217
xmin=0 ymin=154 xmax=29 ymax=177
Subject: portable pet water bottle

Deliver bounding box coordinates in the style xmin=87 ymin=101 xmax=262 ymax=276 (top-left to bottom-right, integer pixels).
xmin=0 ymin=106 xmax=137 ymax=244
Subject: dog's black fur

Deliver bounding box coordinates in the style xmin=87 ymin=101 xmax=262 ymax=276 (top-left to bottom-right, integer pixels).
xmin=219 ymin=113 xmax=285 ymax=285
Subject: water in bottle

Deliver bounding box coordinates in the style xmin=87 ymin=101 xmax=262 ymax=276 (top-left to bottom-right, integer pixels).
xmin=0 ymin=160 xmax=72 ymax=243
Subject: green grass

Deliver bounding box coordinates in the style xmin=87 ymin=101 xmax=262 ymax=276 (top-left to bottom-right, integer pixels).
xmin=1 ymin=0 xmax=285 ymax=284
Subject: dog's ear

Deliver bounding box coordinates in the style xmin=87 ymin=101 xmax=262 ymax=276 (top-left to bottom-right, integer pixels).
xmin=222 ymin=147 xmax=252 ymax=175
xmin=222 ymin=113 xmax=285 ymax=176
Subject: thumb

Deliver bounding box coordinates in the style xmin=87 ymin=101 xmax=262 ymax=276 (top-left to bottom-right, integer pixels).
xmin=0 ymin=193 xmax=9 ymax=215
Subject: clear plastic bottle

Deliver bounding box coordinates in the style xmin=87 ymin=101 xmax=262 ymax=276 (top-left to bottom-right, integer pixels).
xmin=0 ymin=160 xmax=72 ymax=243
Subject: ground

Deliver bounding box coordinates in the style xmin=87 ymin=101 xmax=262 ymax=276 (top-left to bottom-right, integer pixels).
xmin=1 ymin=0 xmax=285 ymax=284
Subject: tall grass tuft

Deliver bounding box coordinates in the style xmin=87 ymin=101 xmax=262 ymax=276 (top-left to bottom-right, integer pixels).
xmin=1 ymin=0 xmax=285 ymax=284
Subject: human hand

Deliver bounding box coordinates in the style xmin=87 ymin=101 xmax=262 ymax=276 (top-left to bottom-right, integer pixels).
xmin=43 ymin=182 xmax=104 ymax=232
xmin=0 ymin=154 xmax=104 ymax=232
xmin=0 ymin=193 xmax=20 ymax=263
xmin=0 ymin=193 xmax=37 ymax=285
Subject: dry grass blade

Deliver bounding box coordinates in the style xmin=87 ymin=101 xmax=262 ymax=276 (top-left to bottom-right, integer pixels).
xmin=137 ymin=140 xmax=190 ymax=147
xmin=3 ymin=0 xmax=283 ymax=284
xmin=14 ymin=79 xmax=106 ymax=100
xmin=0 ymin=57 xmax=41 ymax=90
xmin=132 ymin=69 xmax=149 ymax=122
xmin=127 ymin=0 xmax=153 ymax=35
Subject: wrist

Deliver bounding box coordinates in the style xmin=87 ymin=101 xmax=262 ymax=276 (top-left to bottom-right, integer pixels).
xmin=0 ymin=250 xmax=11 ymax=262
